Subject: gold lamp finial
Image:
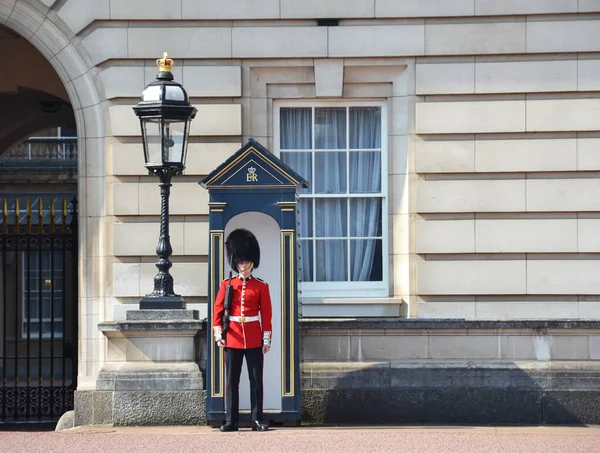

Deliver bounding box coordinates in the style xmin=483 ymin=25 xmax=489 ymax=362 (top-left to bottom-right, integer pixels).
xmin=157 ymin=52 xmax=174 ymax=73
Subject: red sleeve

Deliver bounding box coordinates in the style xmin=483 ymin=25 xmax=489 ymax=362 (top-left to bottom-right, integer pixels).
xmin=213 ymin=280 xmax=227 ymax=329
xmin=260 ymin=282 xmax=272 ymax=334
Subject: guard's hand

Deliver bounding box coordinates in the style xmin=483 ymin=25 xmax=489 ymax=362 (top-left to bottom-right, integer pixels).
xmin=262 ymin=344 xmax=270 ymax=354
xmin=217 ymin=339 xmax=226 ymax=348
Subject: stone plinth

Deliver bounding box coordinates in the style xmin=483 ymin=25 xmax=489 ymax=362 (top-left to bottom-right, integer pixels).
xmin=73 ymin=310 xmax=205 ymax=426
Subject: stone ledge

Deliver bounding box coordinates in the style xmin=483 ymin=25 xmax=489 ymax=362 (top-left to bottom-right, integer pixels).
xmin=300 ymin=318 xmax=600 ymax=330
xmin=98 ymin=320 xmax=203 ymax=331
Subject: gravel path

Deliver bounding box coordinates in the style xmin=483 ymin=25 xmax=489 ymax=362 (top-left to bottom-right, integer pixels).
xmin=1 ymin=425 xmax=599 ymax=453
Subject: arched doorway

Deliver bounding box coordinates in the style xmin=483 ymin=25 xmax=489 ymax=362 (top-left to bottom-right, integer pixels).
xmin=0 ymin=1 xmax=105 ymax=424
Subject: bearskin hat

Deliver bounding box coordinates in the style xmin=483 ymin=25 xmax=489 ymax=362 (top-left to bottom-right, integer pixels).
xmin=225 ymin=228 xmax=260 ymax=271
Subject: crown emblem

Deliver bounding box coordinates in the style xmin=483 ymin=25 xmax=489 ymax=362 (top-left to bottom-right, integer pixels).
xmin=156 ymin=52 xmax=174 ymax=73
xmin=246 ymin=166 xmax=258 ymax=182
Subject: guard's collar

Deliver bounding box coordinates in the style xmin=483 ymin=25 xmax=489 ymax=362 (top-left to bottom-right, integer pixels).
xmin=237 ymin=274 xmax=253 ymax=281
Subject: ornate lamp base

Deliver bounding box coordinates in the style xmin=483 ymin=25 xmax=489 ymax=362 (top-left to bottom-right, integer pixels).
xmin=140 ymin=295 xmax=186 ymax=309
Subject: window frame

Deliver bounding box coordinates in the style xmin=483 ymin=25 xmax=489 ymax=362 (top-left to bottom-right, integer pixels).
xmin=274 ymin=100 xmax=389 ymax=298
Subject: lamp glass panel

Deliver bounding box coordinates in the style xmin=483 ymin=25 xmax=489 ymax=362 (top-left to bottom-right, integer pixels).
xmin=165 ymin=85 xmax=185 ymax=102
xmin=164 ymin=120 xmax=186 ymax=165
xmin=142 ymin=119 xmax=163 ymax=166
xmin=141 ymin=85 xmax=161 ymax=102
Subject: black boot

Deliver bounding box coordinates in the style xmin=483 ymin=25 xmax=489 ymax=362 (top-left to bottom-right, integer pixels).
xmin=251 ymin=420 xmax=268 ymax=432
xmin=220 ymin=422 xmax=238 ymax=432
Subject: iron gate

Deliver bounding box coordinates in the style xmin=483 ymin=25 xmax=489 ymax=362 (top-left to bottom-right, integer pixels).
xmin=0 ymin=195 xmax=78 ymax=422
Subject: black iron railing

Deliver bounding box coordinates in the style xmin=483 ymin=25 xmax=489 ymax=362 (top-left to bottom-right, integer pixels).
xmin=0 ymin=195 xmax=78 ymax=422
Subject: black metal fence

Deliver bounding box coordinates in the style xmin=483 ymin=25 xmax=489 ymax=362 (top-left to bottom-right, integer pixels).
xmin=0 ymin=195 xmax=78 ymax=422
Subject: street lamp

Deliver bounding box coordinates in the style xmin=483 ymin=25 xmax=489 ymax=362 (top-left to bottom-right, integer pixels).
xmin=133 ymin=53 xmax=197 ymax=309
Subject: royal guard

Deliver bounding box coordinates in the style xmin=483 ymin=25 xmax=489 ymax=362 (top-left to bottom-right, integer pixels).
xmin=213 ymin=228 xmax=273 ymax=432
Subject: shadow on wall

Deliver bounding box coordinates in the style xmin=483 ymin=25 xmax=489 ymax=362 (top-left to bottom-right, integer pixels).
xmin=300 ymin=360 xmax=597 ymax=426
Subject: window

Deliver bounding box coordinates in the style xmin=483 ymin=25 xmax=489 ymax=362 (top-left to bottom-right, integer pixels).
xmin=275 ymin=102 xmax=388 ymax=298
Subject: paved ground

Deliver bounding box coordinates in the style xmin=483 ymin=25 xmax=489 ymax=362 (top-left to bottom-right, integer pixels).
xmin=1 ymin=425 xmax=600 ymax=453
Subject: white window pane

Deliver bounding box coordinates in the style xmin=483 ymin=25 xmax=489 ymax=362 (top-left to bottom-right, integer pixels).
xmin=315 ymin=152 xmax=347 ymax=194
xmin=350 ymin=239 xmax=383 ymax=282
xmin=350 ymin=107 xmax=381 ymax=149
xmin=281 ymin=152 xmax=312 ymax=193
xmin=350 ymin=198 xmax=382 ymax=237
xmin=316 ymin=240 xmax=347 ymax=281
xmin=298 ymin=198 xmax=313 ymax=237
xmin=280 ymin=108 xmax=312 ymax=149
xmin=315 ymin=107 xmax=346 ymax=149
xmin=349 ymin=152 xmax=381 ymax=193
xmin=298 ymin=239 xmax=314 ymax=282
xmin=315 ymin=199 xmax=347 ymax=237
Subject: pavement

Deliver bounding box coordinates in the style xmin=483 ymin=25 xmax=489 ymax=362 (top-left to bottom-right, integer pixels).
xmin=1 ymin=424 xmax=600 ymax=453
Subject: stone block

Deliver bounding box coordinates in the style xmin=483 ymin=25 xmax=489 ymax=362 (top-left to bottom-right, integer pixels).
xmin=58 ymin=0 xmax=109 ymax=34
xmin=192 ymin=105 xmax=241 ymax=136
xmin=475 ymin=136 xmax=577 ymax=172
xmin=415 ymin=137 xmax=475 ymax=173
xmin=125 ymin=337 xmax=196 ymax=362
xmin=527 ymin=178 xmax=600 ymax=212
xmin=302 ymin=335 xmax=352 ymax=361
xmin=182 ymin=65 xmax=241 ymax=97
xmin=32 ymin=15 xmax=71 ymax=58
xmin=376 ymin=0 xmax=473 ymax=17
xmin=578 ymin=58 xmax=600 ymax=91
xmin=416 ymin=100 xmax=526 ymax=134
xmin=81 ymin=27 xmax=127 ymax=65
xmin=425 ymin=20 xmax=526 ymax=55
xmin=499 ymin=335 xmax=537 ymax=360
xmin=416 ymin=179 xmax=526 ymax=213
xmin=100 ymin=65 xmax=145 ymax=99
xmin=578 ymin=219 xmax=600 ymax=252
xmin=187 ymin=142 xmax=239 ymax=175
xmin=138 ymin=182 xmax=208 ymax=215
xmin=112 ymin=183 xmax=138 ymax=215
xmin=233 ymin=27 xmax=328 ymax=58
xmin=140 ymin=262 xmax=208 ymax=297
xmin=480 ymin=301 xmax=579 ymax=322
xmin=416 ymin=219 xmax=475 ymax=253
xmin=578 ymin=137 xmax=600 ymax=170
xmin=183 ymin=222 xmax=209 ymax=255
xmin=359 ymin=335 xmax=428 ymax=360
xmin=429 ymin=336 xmax=500 ymax=359
xmin=527 ymin=260 xmax=600 ymax=294
xmin=182 ymin=0 xmax=279 ymax=19
xmin=416 ymin=300 xmax=477 ymax=319
xmin=475 ymin=218 xmax=578 ymax=253
xmin=416 ymin=59 xmax=475 ymax=94
xmin=113 ymin=390 xmax=204 ymax=426
xmin=8 ymin=0 xmax=45 ymax=39
xmin=580 ymin=302 xmax=600 ymax=319
xmin=53 ymin=43 xmax=88 ymax=84
xmin=550 ymin=336 xmax=589 ymax=360
xmin=110 ymin=0 xmax=181 ymax=19
xmin=580 ymin=0 xmax=600 ymax=11
xmin=329 ymin=24 xmax=424 ymax=57
xmin=418 ymin=260 xmax=527 ymax=295
xmin=112 ymin=263 xmax=140 ymax=297
xmin=281 ymin=0 xmax=374 ymax=18
xmin=527 ymin=19 xmax=600 ymax=53
xmin=527 ymin=99 xmax=600 ymax=132
xmin=114 ymin=222 xmax=184 ymax=256
xmin=314 ymin=59 xmax=344 ymax=97
xmin=110 ymin=143 xmax=143 ymax=176
xmin=0 ymin=1 xmax=15 ymax=21
xmin=475 ymin=59 xmax=577 ymax=93
xmin=128 ymin=27 xmax=232 ymax=59
xmin=475 ymin=0 xmax=577 ymax=15
xmin=74 ymin=391 xmax=93 ymax=427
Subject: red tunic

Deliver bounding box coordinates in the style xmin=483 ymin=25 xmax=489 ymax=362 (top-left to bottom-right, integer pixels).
xmin=213 ymin=275 xmax=273 ymax=349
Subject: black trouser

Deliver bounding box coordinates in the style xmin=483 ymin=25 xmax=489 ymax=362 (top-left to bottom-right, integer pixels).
xmin=225 ymin=347 xmax=264 ymax=423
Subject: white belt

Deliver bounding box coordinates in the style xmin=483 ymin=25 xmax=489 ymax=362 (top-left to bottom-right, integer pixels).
xmin=229 ymin=315 xmax=260 ymax=323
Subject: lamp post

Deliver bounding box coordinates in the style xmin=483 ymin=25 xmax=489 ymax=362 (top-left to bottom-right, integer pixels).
xmin=133 ymin=53 xmax=197 ymax=309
